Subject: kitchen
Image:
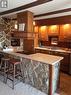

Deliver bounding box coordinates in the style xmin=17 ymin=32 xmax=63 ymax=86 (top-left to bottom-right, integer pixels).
xmin=0 ymin=0 xmax=71 ymax=95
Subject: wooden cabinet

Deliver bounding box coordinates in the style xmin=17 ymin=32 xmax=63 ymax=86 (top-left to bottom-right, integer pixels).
xmin=48 ymin=25 xmax=59 ymax=36
xmin=35 ymin=48 xmax=50 ymax=54
xmin=34 ymin=24 xmax=71 ymax=43
xmin=54 ymin=52 xmax=70 ymax=73
xmin=59 ymin=24 xmax=71 ymax=41
xmin=34 ymin=26 xmax=39 ymax=33
xmin=69 ymin=54 xmax=71 ymax=74
xmin=23 ymin=39 xmax=34 ymax=54
xmin=34 ymin=25 xmax=59 ymax=41
xmin=39 ymin=26 xmax=48 ymax=41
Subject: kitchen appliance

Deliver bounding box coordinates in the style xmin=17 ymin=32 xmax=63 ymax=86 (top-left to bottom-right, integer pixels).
xmin=48 ymin=36 xmax=58 ymax=45
xmin=11 ymin=38 xmax=20 ymax=46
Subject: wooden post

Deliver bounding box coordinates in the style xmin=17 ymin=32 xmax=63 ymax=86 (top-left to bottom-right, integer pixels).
xmin=49 ymin=65 xmax=53 ymax=95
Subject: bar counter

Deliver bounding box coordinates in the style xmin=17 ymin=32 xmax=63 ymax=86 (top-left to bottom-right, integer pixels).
xmin=0 ymin=50 xmax=63 ymax=95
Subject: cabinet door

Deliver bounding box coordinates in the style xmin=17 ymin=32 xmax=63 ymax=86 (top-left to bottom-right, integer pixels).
xmin=54 ymin=52 xmax=70 ymax=73
xmin=48 ymin=25 xmax=59 ymax=36
xmin=39 ymin=26 xmax=48 ymax=41
xmin=61 ymin=53 xmax=70 ymax=73
xmin=59 ymin=24 xmax=71 ymax=41
xmin=69 ymin=54 xmax=71 ymax=74
xmin=34 ymin=26 xmax=39 ymax=33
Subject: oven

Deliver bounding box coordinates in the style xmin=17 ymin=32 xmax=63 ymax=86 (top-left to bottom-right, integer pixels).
xmin=11 ymin=38 xmax=20 ymax=46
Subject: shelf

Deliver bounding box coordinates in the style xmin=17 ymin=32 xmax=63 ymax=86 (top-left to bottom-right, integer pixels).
xmin=11 ymin=31 xmax=38 ymax=39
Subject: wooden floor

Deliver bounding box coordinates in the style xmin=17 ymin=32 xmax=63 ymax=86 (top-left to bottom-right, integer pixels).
xmin=60 ymin=73 xmax=71 ymax=95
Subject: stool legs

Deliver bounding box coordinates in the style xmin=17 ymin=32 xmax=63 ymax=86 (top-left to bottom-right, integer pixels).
xmin=4 ymin=60 xmax=7 ymax=83
xmin=0 ymin=58 xmax=24 ymax=89
xmin=13 ymin=64 xmax=15 ymax=89
xmin=12 ymin=63 xmax=24 ymax=89
xmin=0 ymin=59 xmax=9 ymax=83
xmin=6 ymin=61 xmax=24 ymax=89
xmin=19 ymin=62 xmax=24 ymax=83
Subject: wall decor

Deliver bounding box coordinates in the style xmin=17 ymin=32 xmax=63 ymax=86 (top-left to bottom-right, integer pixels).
xmin=19 ymin=23 xmax=25 ymax=31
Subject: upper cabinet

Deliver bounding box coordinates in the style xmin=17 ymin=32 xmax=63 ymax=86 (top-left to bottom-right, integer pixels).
xmin=34 ymin=25 xmax=59 ymax=41
xmin=34 ymin=26 xmax=39 ymax=33
xmin=48 ymin=25 xmax=59 ymax=36
xmin=39 ymin=26 xmax=48 ymax=41
xmin=59 ymin=24 xmax=71 ymax=41
xmin=34 ymin=24 xmax=71 ymax=42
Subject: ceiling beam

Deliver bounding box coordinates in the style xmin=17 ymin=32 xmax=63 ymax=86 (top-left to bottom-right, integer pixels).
xmin=0 ymin=0 xmax=52 ymax=15
xmin=34 ymin=8 xmax=71 ymax=17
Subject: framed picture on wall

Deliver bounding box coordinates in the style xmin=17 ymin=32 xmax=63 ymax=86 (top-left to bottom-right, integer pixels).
xmin=19 ymin=23 xmax=25 ymax=31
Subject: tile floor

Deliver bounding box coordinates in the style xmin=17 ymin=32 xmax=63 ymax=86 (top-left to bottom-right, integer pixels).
xmin=0 ymin=72 xmax=71 ymax=95
xmin=0 ymin=81 xmax=47 ymax=95
xmin=0 ymin=75 xmax=59 ymax=95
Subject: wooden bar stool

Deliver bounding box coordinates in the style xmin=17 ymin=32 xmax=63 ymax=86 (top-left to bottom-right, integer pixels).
xmin=0 ymin=53 xmax=4 ymax=63
xmin=0 ymin=57 xmax=10 ymax=83
xmin=6 ymin=59 xmax=24 ymax=89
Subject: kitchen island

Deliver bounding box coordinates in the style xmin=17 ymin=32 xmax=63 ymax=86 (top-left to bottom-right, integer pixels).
xmin=0 ymin=50 xmax=63 ymax=95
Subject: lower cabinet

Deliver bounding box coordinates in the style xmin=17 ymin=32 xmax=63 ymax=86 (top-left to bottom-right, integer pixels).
xmin=35 ymin=48 xmax=70 ymax=74
xmin=54 ymin=52 xmax=70 ymax=74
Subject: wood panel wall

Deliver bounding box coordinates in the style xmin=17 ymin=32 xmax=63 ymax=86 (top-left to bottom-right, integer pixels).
xmin=17 ymin=11 xmax=33 ymax=32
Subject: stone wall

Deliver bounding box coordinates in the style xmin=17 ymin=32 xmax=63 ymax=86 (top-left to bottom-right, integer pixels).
xmin=0 ymin=17 xmax=15 ymax=48
xmin=21 ymin=58 xmax=60 ymax=94
xmin=0 ymin=17 xmax=23 ymax=51
xmin=22 ymin=58 xmax=49 ymax=94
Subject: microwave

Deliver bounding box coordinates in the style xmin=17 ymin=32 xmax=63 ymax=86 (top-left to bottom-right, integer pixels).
xmin=48 ymin=36 xmax=58 ymax=45
xmin=11 ymin=38 xmax=20 ymax=46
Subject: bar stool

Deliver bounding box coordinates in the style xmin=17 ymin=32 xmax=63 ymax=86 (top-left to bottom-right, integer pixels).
xmin=0 ymin=57 xmax=10 ymax=83
xmin=0 ymin=53 xmax=4 ymax=63
xmin=6 ymin=58 xmax=24 ymax=89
